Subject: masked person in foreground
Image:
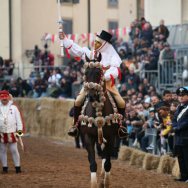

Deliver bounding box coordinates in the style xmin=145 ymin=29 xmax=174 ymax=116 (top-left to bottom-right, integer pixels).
xmin=59 ymin=30 xmax=126 ymax=137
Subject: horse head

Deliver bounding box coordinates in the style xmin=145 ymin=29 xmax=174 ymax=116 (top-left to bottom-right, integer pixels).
xmin=83 ymin=53 xmax=105 ymax=102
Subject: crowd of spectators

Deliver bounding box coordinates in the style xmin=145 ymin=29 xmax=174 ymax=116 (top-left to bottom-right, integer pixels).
xmin=0 ymin=18 xmax=179 ymax=156
xmin=122 ymin=88 xmax=178 ymax=156
xmin=0 ymin=18 xmax=176 ymax=100
xmin=114 ymin=18 xmax=174 ymax=84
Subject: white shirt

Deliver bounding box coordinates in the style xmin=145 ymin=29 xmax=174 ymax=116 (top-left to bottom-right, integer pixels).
xmin=62 ymin=38 xmax=122 ymax=81
xmin=0 ymin=101 xmax=23 ymax=133
xmin=48 ymin=73 xmax=61 ymax=87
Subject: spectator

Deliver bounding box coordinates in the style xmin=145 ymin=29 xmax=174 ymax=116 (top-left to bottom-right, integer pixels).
xmin=143 ymin=96 xmax=151 ymax=110
xmin=162 ymin=90 xmax=172 ymax=107
xmin=150 ymin=95 xmax=164 ymax=121
xmin=141 ymin=107 xmax=158 ymax=152
xmin=136 ymin=103 xmax=149 ymax=122
xmin=157 ymin=106 xmax=172 ymax=155
xmin=126 ymin=110 xmax=144 ymax=148
xmin=9 ymin=79 xmax=20 ymax=97
xmin=159 ymin=42 xmax=174 ymax=62
xmin=140 ymin=22 xmax=153 ymax=47
xmin=1 ymin=81 xmax=10 ymax=91
xmin=41 ymin=44 xmax=55 ymax=69
xmin=30 ymin=45 xmax=42 ymax=72
xmin=48 ymin=69 xmax=61 ymax=88
xmin=153 ymin=19 xmax=169 ymax=42
xmin=125 ymin=67 xmax=140 ymax=87
xmin=4 ymin=59 xmax=14 ymax=76
xmin=119 ymin=84 xmax=127 ymax=98
xmin=168 ymin=101 xmax=179 ymax=154
xmin=172 ymin=87 xmax=188 ymax=182
xmin=59 ymin=76 xmax=72 ymax=98
xmin=32 ymin=75 xmax=48 ymax=98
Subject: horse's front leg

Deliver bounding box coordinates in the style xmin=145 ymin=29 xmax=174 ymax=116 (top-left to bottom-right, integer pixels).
xmin=84 ymin=134 xmax=97 ymax=188
xmin=100 ymin=140 xmax=114 ymax=188
xmin=103 ymin=149 xmax=111 ymax=188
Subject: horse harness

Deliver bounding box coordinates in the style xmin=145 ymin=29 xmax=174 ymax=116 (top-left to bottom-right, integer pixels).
xmin=77 ymin=58 xmax=123 ymax=144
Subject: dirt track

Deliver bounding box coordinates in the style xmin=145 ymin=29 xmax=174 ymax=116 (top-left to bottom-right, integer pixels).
xmin=0 ymin=136 xmax=187 ymax=188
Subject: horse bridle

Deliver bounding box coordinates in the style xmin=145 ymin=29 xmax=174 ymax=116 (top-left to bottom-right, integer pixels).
xmin=78 ymin=54 xmax=123 ymax=144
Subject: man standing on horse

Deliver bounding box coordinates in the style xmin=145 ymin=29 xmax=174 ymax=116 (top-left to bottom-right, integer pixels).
xmin=59 ymin=30 xmax=126 ymax=137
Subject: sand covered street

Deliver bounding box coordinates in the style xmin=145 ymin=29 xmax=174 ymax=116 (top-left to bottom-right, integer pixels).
xmin=0 ymin=136 xmax=187 ymax=188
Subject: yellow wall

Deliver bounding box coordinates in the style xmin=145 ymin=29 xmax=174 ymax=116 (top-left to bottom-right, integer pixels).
xmin=0 ymin=0 xmax=9 ymax=59
xmin=1 ymin=0 xmax=187 ymax=78
xmin=145 ymin=0 xmax=182 ymax=26
xmin=182 ymin=0 xmax=188 ymax=23
xmin=0 ymin=0 xmax=137 ymax=71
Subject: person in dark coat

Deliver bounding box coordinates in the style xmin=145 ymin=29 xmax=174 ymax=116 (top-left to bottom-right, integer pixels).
xmin=172 ymin=86 xmax=188 ymax=183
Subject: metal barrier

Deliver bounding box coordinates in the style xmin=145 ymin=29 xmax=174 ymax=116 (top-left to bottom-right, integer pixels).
xmin=20 ymin=47 xmax=188 ymax=92
xmin=159 ymin=59 xmax=176 ymax=85
xmin=145 ymin=128 xmax=158 ymax=155
xmin=158 ymin=58 xmax=185 ymax=91
xmin=22 ymin=65 xmax=68 ymax=79
xmin=139 ymin=58 xmax=184 ymax=92
xmin=25 ymin=60 xmax=182 ymax=94
xmin=174 ymin=48 xmax=188 ymax=59
xmin=21 ymin=65 xmax=82 ymax=98
xmin=139 ymin=69 xmax=158 ymax=89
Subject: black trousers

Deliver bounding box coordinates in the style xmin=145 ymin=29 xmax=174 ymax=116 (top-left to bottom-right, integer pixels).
xmin=175 ymin=145 xmax=188 ymax=179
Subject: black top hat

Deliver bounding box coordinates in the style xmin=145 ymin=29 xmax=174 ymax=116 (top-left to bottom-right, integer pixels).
xmin=96 ymin=30 xmax=112 ymax=43
xmin=176 ymin=86 xmax=188 ymax=96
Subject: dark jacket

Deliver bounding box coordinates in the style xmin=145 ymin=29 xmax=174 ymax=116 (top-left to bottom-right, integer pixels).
xmin=172 ymin=104 xmax=188 ymax=146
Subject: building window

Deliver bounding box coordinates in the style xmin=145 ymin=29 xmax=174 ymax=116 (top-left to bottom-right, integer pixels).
xmin=57 ymin=0 xmax=79 ymax=3
xmin=108 ymin=0 xmax=118 ymax=7
xmin=59 ymin=0 xmax=72 ymax=3
xmin=108 ymin=21 xmax=118 ymax=30
xmin=63 ymin=19 xmax=73 ymax=34
xmin=137 ymin=0 xmax=145 ymax=19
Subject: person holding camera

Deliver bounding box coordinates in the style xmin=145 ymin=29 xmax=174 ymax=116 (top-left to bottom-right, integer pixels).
xmin=172 ymin=87 xmax=188 ymax=183
xmin=0 ymin=90 xmax=24 ymax=173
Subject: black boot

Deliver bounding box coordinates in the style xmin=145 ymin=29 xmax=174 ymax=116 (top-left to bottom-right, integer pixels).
xmin=2 ymin=167 xmax=8 ymax=174
xmin=68 ymin=106 xmax=81 ymax=137
xmin=118 ymin=107 xmax=125 ymax=118
xmin=15 ymin=166 xmax=21 ymax=173
xmin=118 ymin=107 xmax=128 ymax=138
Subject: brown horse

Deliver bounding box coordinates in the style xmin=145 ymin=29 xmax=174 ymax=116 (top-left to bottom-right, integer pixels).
xmin=78 ymin=53 xmax=126 ymax=188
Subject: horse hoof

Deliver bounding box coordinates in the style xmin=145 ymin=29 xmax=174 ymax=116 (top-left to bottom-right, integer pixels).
xmin=98 ymin=182 xmax=104 ymax=188
xmin=91 ymin=182 xmax=98 ymax=188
